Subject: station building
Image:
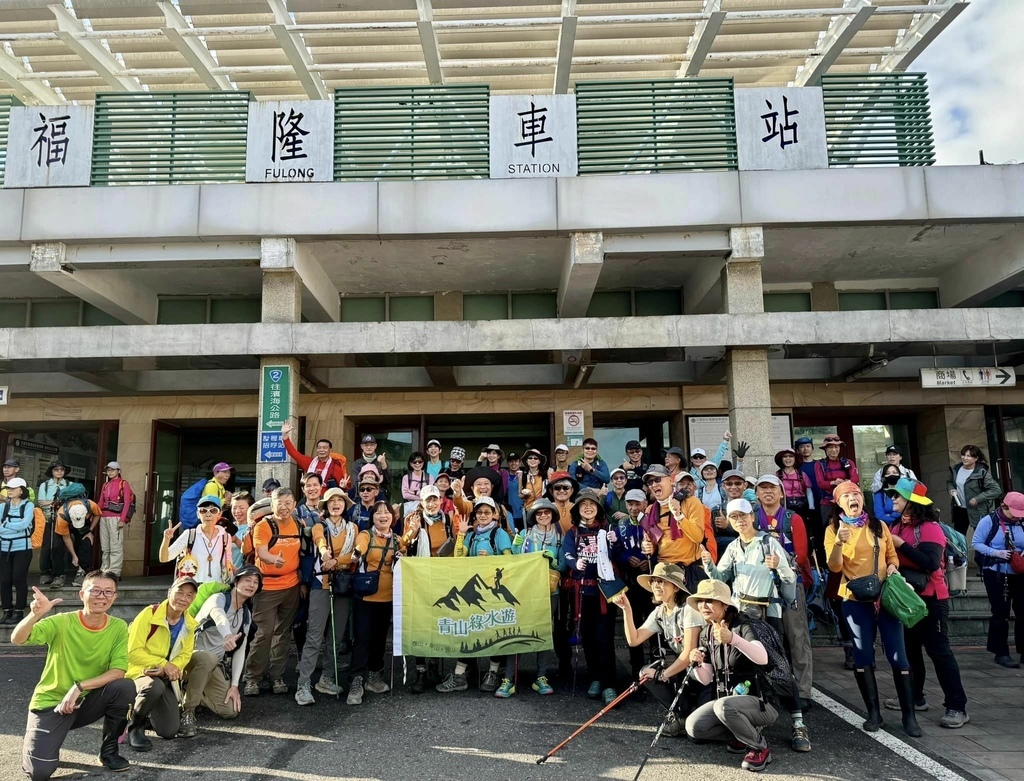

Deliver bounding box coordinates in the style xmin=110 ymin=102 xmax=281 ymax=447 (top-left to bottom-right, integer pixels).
xmin=2 ymin=0 xmax=1023 ymax=577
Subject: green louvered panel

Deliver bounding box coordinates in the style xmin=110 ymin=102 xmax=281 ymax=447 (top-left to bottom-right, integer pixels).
xmin=91 ymin=91 xmax=250 ymax=185
xmin=0 ymin=96 xmax=22 ymax=185
xmin=822 ymin=73 xmax=935 ymax=167
xmin=575 ymin=78 xmax=737 ymax=174
xmin=334 ymin=85 xmax=489 ymax=180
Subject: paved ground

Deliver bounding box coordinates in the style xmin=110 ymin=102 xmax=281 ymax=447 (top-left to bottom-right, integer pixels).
xmin=0 ymin=643 xmax=996 ymax=781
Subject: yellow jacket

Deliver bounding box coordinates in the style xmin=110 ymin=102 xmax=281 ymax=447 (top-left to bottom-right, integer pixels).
xmin=126 ymin=600 xmax=197 ymax=680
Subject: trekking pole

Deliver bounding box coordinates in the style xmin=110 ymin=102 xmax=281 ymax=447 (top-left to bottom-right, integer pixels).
xmin=329 ymin=588 xmax=340 ymax=698
xmin=536 ymin=680 xmax=642 ymax=764
xmin=632 ymin=681 xmax=686 ymax=781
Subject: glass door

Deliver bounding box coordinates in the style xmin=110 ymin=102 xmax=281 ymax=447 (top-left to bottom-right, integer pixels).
xmin=986 ymin=407 xmax=1024 ymax=492
xmin=146 ymin=421 xmax=182 ymax=576
xmin=353 ymin=425 xmax=418 ymax=502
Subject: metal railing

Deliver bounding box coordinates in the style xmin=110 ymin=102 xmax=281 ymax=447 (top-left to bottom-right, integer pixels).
xmin=91 ymin=91 xmax=250 ymax=185
xmin=0 ymin=95 xmax=21 ymax=185
xmin=334 ymin=85 xmax=489 ymax=180
xmin=822 ymin=73 xmax=935 ymax=167
xmin=575 ymin=78 xmax=738 ymax=174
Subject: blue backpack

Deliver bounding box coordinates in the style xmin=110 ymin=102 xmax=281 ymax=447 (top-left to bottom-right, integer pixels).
xmin=178 ymin=479 xmax=211 ymax=530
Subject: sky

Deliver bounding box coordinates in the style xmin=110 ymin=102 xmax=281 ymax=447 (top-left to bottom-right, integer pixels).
xmin=916 ymin=0 xmax=1024 ymax=165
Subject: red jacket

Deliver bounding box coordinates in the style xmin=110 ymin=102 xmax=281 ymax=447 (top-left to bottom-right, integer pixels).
xmin=98 ymin=477 xmax=135 ymax=524
xmin=283 ymin=437 xmax=349 ymax=489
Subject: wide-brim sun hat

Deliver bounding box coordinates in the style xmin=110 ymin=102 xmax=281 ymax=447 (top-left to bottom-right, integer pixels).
xmin=525 ymin=498 xmax=559 ymax=526
xmin=774 ymin=449 xmax=797 ymax=469
xmin=45 ymin=460 xmax=67 ymax=479
xmin=569 ymin=488 xmax=606 ymax=525
xmin=546 ymin=471 xmax=579 ymax=497
xmin=686 ymin=578 xmax=733 ymax=610
xmin=465 ymin=465 xmax=501 ymax=493
xmin=522 ymin=448 xmax=547 ymax=468
xmin=637 ymin=562 xmax=690 ymax=594
xmin=320 ymin=486 xmax=355 ymax=511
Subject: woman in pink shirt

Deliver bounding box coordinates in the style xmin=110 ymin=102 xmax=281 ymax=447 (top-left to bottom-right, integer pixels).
xmin=97 ymin=461 xmax=135 ymax=580
xmin=886 ymin=478 xmax=969 ymax=729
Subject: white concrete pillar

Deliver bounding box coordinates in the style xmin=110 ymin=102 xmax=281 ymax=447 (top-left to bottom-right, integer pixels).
xmin=260 ymin=237 xmax=339 ymax=323
xmin=29 ymin=242 xmax=159 ymax=324
xmin=557 ymin=231 xmax=604 ymax=318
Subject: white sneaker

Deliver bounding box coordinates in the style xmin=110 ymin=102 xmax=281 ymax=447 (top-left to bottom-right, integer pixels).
xmin=294 ymin=683 xmax=315 ymax=706
xmin=347 ymin=676 xmax=364 ymax=706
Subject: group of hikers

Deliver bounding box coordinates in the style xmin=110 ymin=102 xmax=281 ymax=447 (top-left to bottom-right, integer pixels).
xmin=6 ymin=430 xmax=1023 ymax=779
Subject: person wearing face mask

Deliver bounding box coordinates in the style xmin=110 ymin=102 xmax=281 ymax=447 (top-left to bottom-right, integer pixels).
xmin=281 ymin=422 xmax=349 ymax=493
xmin=125 ymin=578 xmax=199 ymax=751
xmin=873 ymin=464 xmax=904 ymax=524
xmin=971 ymin=490 xmax=1024 ymax=669
xmin=885 ymin=479 xmax=969 ymax=728
xmin=869 ymin=446 xmax=916 ymax=494
xmin=563 ymin=488 xmax=621 ymax=705
xmin=825 ymin=481 xmax=918 ymax=737
xmin=946 ymin=445 xmax=1001 ymax=537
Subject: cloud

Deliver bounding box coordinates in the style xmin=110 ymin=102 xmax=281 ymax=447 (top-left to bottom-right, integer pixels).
xmin=916 ymin=0 xmax=1024 ymax=165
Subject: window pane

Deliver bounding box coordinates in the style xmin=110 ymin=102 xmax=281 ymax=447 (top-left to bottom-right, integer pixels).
xmin=889 ymin=291 xmax=938 ymax=310
xmin=389 ymin=296 xmax=434 ymax=322
xmin=511 ymin=292 xmax=557 ymax=319
xmin=0 ymin=302 xmax=28 ymax=328
xmin=210 ymin=298 xmax=261 ymax=324
xmin=158 ymin=298 xmax=208 ymax=324
xmin=463 ymin=293 xmax=508 ymax=320
xmin=82 ymin=303 xmax=123 ymax=326
xmin=635 ymin=290 xmax=681 ymax=316
xmin=588 ymin=291 xmax=632 ymax=317
xmin=838 ymin=291 xmax=887 ymax=311
xmin=764 ymin=292 xmax=812 ymax=313
xmin=30 ymin=300 xmax=80 ymax=327
xmin=984 ymin=290 xmax=1024 ymax=308
xmin=341 ymin=297 xmax=386 ymax=323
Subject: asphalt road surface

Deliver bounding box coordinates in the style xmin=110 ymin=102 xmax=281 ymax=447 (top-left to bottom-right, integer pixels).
xmin=0 ymin=650 xmax=974 ymax=781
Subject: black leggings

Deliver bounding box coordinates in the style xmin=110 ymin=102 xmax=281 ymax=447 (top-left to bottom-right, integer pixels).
xmin=0 ymin=549 xmax=33 ymax=610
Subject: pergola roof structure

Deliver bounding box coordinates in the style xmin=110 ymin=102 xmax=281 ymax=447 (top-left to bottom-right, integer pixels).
xmin=0 ymin=0 xmax=967 ymax=103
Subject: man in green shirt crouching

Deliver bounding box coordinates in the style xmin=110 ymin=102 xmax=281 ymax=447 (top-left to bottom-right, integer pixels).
xmin=13 ymin=569 xmax=134 ymax=779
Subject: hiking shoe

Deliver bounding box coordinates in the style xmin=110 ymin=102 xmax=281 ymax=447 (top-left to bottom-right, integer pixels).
xmin=365 ymin=670 xmax=390 ymax=694
xmin=480 ymin=670 xmax=501 ymax=692
xmin=495 ymin=679 xmax=515 ymax=699
xmin=727 ymin=739 xmax=747 ymax=754
xmin=602 ymin=688 xmax=617 ymax=706
xmin=0 ymin=610 xmax=13 ymax=626
xmin=791 ymin=726 xmax=811 ymax=752
xmin=243 ymin=679 xmax=260 ymax=697
xmin=587 ymin=680 xmax=602 ymax=699
xmin=994 ymin=655 xmax=1021 ymax=669
xmin=662 ymin=713 xmax=685 ymax=737
xmin=532 ymin=676 xmax=554 ymax=696
xmin=347 ymin=676 xmax=364 ymax=706
xmin=271 ymin=677 xmax=288 ymax=695
xmin=39 ymin=575 xmax=53 ymax=586
xmin=51 ymin=575 xmax=64 ymax=589
xmin=742 ymin=745 xmax=772 ymax=772
xmin=315 ymin=676 xmax=342 ymax=696
xmin=178 ymin=709 xmax=198 ymax=738
xmin=295 ymin=683 xmax=315 ymax=706
xmin=411 ymin=669 xmax=427 ymax=694
xmin=940 ymin=709 xmax=969 ymax=729
xmin=72 ymin=570 xmax=85 ymax=588
xmin=884 ymin=697 xmax=928 ymax=711
xmin=436 ymin=672 xmax=468 ymax=693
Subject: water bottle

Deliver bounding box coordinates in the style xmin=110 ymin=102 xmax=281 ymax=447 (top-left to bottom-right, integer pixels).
xmin=732 ymin=680 xmax=751 ymax=696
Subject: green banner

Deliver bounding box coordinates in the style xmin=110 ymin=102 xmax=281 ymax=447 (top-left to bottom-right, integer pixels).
xmin=393 ymin=553 xmax=553 ymax=658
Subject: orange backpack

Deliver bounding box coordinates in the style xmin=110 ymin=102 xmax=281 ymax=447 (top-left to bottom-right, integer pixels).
xmin=30 ymin=507 xmax=45 ymax=549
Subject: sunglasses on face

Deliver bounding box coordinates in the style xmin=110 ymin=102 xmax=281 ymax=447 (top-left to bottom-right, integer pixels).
xmin=691 ymin=455 xmax=706 ymax=461
xmin=411 ymin=460 xmax=424 ymax=465
xmin=359 ymin=487 xmax=376 ymax=493
xmin=553 ymin=485 xmax=572 ymax=491
xmin=198 ymin=506 xmax=219 ymax=514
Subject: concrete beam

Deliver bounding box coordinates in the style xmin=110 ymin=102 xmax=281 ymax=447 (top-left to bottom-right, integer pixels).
xmin=603 ymin=230 xmax=731 ymax=257
xmin=260 ymin=238 xmax=339 ymax=323
xmin=794 ymin=0 xmax=875 ymax=87
xmin=29 ymin=242 xmax=158 ymax=325
xmin=682 ymin=3 xmax=725 ymax=78
xmin=553 ymin=0 xmax=578 ymax=94
xmin=0 ymin=46 xmax=62 ymax=104
xmin=683 ymin=258 xmax=727 ymax=315
xmin=49 ymin=4 xmax=140 ymax=92
xmin=268 ymin=0 xmax=329 ymax=99
xmin=416 ymin=0 xmax=444 ymax=84
xmin=557 ymin=232 xmax=603 ymax=318
xmin=939 ymin=225 xmax=1024 ymax=308
xmin=4 ymin=309 xmax=1022 ymax=364
xmin=425 ymin=365 xmax=458 ymax=387
xmin=158 ymin=2 xmax=233 ymax=91
xmin=65 ymin=242 xmax=261 ymax=268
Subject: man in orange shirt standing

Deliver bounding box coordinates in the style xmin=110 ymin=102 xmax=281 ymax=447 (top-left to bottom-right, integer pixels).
xmin=640 ymin=465 xmax=709 ymax=591
xmin=243 ymin=487 xmax=302 ymax=697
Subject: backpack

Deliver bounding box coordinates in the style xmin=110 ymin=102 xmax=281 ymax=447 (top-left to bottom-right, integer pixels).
xmin=908 ymin=521 xmax=967 ymax=568
xmin=55 ymin=483 xmax=88 ymax=519
xmin=465 ymin=526 xmax=501 ymax=556
xmin=975 ymin=514 xmax=1013 ymax=568
xmin=255 ymin=517 xmax=309 ymax=557
xmin=744 ymin=617 xmax=800 ymax=706
xmin=178 ymin=479 xmax=212 ymax=530
xmin=0 ymin=501 xmax=45 ymax=550
xmin=193 ymin=590 xmax=252 ymax=643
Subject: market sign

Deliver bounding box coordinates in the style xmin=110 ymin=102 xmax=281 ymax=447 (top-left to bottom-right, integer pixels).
xmin=920 ymin=367 xmax=1015 ymax=388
